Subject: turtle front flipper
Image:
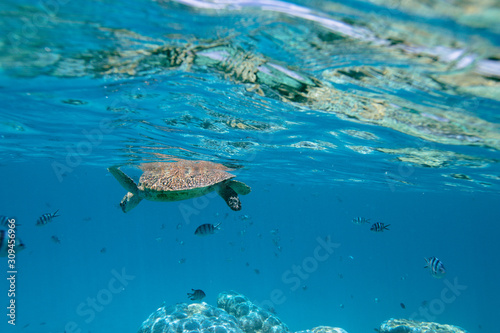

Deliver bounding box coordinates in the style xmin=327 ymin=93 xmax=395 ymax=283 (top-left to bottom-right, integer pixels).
xmin=216 ymin=183 xmax=242 ymax=211
xmin=227 ymin=180 xmax=251 ymax=195
xmin=108 ymin=166 xmax=138 ymax=193
xmin=108 ymin=166 xmax=142 ymax=213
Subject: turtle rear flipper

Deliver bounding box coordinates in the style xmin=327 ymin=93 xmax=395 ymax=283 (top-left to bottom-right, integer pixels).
xmin=216 ymin=183 xmax=241 ymax=211
xmin=120 ymin=192 xmax=143 ymax=213
xmin=227 ymin=180 xmax=251 ymax=195
xmin=108 ymin=166 xmax=139 ymax=193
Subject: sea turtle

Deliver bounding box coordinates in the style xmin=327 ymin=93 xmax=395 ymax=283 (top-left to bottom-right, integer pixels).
xmin=108 ymin=160 xmax=251 ymax=213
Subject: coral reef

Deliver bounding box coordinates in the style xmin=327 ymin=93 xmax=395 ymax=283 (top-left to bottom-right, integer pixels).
xmin=217 ymin=291 xmax=289 ymax=333
xmin=138 ymin=291 xmax=347 ymax=333
xmin=296 ymin=326 xmax=348 ymax=333
xmin=138 ymin=302 xmax=243 ymax=333
xmin=379 ymin=318 xmax=468 ymax=333
xmin=137 ymin=292 xmax=469 ymax=333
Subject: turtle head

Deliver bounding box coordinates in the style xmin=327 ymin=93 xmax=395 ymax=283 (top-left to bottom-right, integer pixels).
xmin=120 ymin=192 xmax=142 ymax=213
xmin=227 ymin=195 xmax=241 ymax=211
xmin=217 ymin=183 xmax=243 ymax=211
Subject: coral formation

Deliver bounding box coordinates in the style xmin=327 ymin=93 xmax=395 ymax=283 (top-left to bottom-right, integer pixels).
xmin=217 ymin=291 xmax=289 ymax=333
xmin=138 ymin=292 xmax=469 ymax=333
xmin=138 ymin=302 xmax=243 ymax=333
xmin=296 ymin=326 xmax=348 ymax=333
xmin=379 ymin=318 xmax=468 ymax=333
xmin=138 ymin=291 xmax=347 ymax=333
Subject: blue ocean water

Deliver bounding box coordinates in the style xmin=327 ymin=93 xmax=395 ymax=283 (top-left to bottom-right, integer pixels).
xmin=1 ymin=0 xmax=499 ymax=333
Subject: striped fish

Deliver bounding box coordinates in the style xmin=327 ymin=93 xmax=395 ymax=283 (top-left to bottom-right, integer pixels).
xmin=424 ymin=257 xmax=446 ymax=278
xmin=370 ymin=222 xmax=390 ymax=232
xmin=352 ymin=217 xmax=370 ymax=225
xmin=1 ymin=216 xmax=21 ymax=227
xmin=0 ymin=230 xmax=25 ymax=257
xmin=36 ymin=210 xmax=60 ymax=226
xmin=194 ymin=223 xmax=221 ymax=236
xmin=187 ymin=289 xmax=206 ymax=301
xmin=1 ymin=216 xmax=11 ymax=227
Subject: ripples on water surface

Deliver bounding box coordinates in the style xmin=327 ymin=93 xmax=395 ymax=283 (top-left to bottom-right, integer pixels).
xmin=0 ymin=0 xmax=500 ymax=332
xmin=1 ymin=0 xmax=499 ymax=191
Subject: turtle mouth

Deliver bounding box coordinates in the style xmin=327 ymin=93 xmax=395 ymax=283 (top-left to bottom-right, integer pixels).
xmin=228 ymin=196 xmax=241 ymax=211
xmin=119 ymin=200 xmax=127 ymax=213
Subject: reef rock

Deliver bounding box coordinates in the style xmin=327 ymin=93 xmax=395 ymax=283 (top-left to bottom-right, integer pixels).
xmin=137 ymin=302 xmax=243 ymax=333
xmin=217 ymin=291 xmax=289 ymax=333
xmin=296 ymin=326 xmax=348 ymax=333
xmin=138 ymin=291 xmax=348 ymax=333
xmin=379 ymin=318 xmax=468 ymax=333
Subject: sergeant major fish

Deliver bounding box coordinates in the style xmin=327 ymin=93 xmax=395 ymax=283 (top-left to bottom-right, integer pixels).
xmin=36 ymin=210 xmax=60 ymax=226
xmin=187 ymin=289 xmax=206 ymax=301
xmin=0 ymin=229 xmax=25 ymax=257
xmin=370 ymin=222 xmax=390 ymax=232
xmin=0 ymin=216 xmax=10 ymax=227
xmin=352 ymin=217 xmax=370 ymax=225
xmin=194 ymin=223 xmax=221 ymax=236
xmin=0 ymin=216 xmax=20 ymax=227
xmin=424 ymin=257 xmax=446 ymax=278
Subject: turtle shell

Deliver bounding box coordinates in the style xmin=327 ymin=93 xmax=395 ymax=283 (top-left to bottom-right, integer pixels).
xmin=137 ymin=160 xmax=235 ymax=196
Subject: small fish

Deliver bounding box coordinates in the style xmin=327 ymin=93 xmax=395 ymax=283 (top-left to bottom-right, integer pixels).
xmin=352 ymin=217 xmax=370 ymax=225
xmin=400 ymin=303 xmax=406 ymax=309
xmin=187 ymin=289 xmax=206 ymax=301
xmin=36 ymin=210 xmax=60 ymax=226
xmin=0 ymin=230 xmax=25 ymax=257
xmin=370 ymin=222 xmax=390 ymax=232
xmin=424 ymin=257 xmax=446 ymax=278
xmin=266 ymin=305 xmax=277 ymax=314
xmin=100 ymin=247 xmax=107 ymax=254
xmin=194 ymin=223 xmax=221 ymax=236
xmin=1 ymin=216 xmax=20 ymax=227
xmin=51 ymin=235 xmax=61 ymax=244
xmin=0 ymin=216 xmax=10 ymax=227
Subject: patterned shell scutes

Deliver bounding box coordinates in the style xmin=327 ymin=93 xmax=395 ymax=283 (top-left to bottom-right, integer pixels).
xmin=138 ymin=161 xmax=235 ymax=191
